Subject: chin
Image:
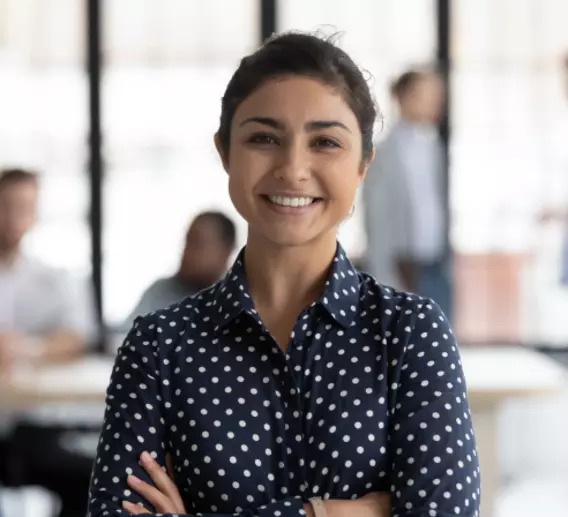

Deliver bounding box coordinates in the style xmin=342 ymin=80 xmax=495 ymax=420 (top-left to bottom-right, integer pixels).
xmin=255 ymin=224 xmax=336 ymax=250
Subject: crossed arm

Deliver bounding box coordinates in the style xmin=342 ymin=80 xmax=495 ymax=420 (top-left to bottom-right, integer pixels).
xmin=88 ymin=306 xmax=480 ymax=517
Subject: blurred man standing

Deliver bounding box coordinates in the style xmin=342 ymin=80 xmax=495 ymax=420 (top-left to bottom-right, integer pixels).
xmin=363 ymin=69 xmax=451 ymax=318
xmin=541 ymin=54 xmax=568 ymax=284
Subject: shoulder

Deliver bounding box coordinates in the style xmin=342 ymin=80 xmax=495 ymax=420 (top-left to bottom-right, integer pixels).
xmin=359 ymin=272 xmax=420 ymax=311
xmin=359 ymin=272 xmax=450 ymax=340
xmin=20 ymin=256 xmax=74 ymax=293
xmin=141 ymin=277 xmax=177 ymax=296
xmin=22 ymin=255 xmax=62 ymax=278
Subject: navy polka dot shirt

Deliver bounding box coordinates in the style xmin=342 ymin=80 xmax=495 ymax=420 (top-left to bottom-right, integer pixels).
xmin=88 ymin=244 xmax=480 ymax=517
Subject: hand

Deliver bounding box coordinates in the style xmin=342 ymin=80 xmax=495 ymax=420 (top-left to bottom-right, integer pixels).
xmin=323 ymin=492 xmax=390 ymax=517
xmin=122 ymin=452 xmax=186 ymax=515
xmin=0 ymin=332 xmax=26 ymax=371
xmin=540 ymin=211 xmax=555 ymax=224
xmin=540 ymin=210 xmax=567 ymax=224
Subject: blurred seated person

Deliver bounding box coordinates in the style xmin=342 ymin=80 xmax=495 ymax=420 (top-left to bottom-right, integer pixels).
xmin=0 ymin=167 xmax=98 ymax=517
xmin=123 ymin=210 xmax=236 ymax=328
xmin=0 ymin=167 xmax=97 ymax=372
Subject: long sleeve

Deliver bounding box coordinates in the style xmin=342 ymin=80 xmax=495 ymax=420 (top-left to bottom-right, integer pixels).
xmin=363 ymin=137 xmax=413 ymax=288
xmin=87 ymin=315 xmax=307 ymax=517
xmin=387 ymin=299 xmax=481 ymax=517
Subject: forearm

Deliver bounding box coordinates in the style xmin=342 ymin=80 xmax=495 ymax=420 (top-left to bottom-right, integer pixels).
xmin=90 ymin=497 xmax=308 ymax=517
xmin=29 ymin=330 xmax=86 ymax=364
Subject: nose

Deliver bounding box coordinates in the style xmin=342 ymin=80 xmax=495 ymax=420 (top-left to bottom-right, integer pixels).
xmin=274 ymin=140 xmax=310 ymax=183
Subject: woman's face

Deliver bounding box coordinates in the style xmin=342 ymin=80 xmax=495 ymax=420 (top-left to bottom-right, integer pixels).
xmin=218 ymin=76 xmax=372 ymax=249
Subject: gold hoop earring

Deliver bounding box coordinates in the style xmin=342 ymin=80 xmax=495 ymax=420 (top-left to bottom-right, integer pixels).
xmin=347 ymin=204 xmax=356 ymax=220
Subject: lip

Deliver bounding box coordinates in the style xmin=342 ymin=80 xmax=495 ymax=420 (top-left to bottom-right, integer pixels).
xmin=261 ymin=192 xmax=322 ymax=198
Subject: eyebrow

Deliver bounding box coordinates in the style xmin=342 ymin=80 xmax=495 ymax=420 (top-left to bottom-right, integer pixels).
xmin=239 ymin=116 xmax=351 ymax=133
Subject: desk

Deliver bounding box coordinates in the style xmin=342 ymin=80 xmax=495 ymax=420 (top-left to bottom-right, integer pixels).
xmin=1 ymin=348 xmax=566 ymax=516
xmin=0 ymin=357 xmax=114 ymax=409
xmin=461 ymin=347 xmax=567 ymax=517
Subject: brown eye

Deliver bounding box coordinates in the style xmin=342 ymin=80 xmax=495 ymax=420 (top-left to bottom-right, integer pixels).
xmin=248 ymin=133 xmax=278 ymax=145
xmin=312 ymin=137 xmax=340 ymax=149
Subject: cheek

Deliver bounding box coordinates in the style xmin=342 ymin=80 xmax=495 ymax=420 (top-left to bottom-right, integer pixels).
xmin=227 ymin=155 xmax=259 ymax=217
xmin=227 ymin=149 xmax=266 ymax=194
xmin=320 ymin=155 xmax=362 ymax=198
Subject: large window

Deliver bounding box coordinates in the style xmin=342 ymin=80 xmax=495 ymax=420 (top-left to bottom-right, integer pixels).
xmin=279 ymin=0 xmax=437 ymax=259
xmin=5 ymin=0 xmax=565 ymax=346
xmin=451 ymin=0 xmax=568 ymax=345
xmin=102 ymin=0 xmax=259 ymax=326
xmin=0 ymin=0 xmax=90 ymax=272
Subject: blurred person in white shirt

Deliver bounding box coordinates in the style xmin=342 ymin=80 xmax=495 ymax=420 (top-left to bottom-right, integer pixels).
xmin=0 ymin=168 xmax=97 ymax=371
xmin=0 ymin=167 xmax=98 ymax=517
xmin=363 ymin=68 xmax=451 ymax=318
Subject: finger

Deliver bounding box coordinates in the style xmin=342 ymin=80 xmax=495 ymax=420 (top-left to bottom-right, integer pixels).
xmin=139 ymin=452 xmax=175 ymax=495
xmin=127 ymin=475 xmax=172 ymax=513
xmin=164 ymin=455 xmax=186 ymax=513
xmin=139 ymin=453 xmax=185 ymax=513
xmin=122 ymin=501 xmax=151 ymax=515
xmin=166 ymin=453 xmax=175 ymax=481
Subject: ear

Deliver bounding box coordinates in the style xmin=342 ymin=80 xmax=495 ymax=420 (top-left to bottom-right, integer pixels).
xmin=214 ymin=133 xmax=229 ymax=173
xmin=358 ymin=147 xmax=376 ymax=184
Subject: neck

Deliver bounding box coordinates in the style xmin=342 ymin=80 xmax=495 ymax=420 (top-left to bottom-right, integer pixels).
xmin=177 ymin=272 xmax=213 ymax=291
xmin=400 ymin=112 xmax=433 ymax=127
xmin=244 ymin=231 xmax=338 ymax=313
xmin=0 ymin=245 xmax=20 ymax=267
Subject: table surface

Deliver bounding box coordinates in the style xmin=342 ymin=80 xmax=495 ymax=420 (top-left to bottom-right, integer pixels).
xmin=1 ymin=346 xmax=566 ymax=409
xmin=461 ymin=346 xmax=567 ymax=403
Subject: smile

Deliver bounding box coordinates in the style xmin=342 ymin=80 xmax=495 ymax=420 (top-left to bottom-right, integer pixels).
xmin=267 ymin=195 xmax=316 ymax=207
xmin=261 ymin=195 xmax=323 ymax=215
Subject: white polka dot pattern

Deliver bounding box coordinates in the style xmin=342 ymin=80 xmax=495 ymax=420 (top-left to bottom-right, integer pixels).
xmin=87 ymin=244 xmax=480 ymax=517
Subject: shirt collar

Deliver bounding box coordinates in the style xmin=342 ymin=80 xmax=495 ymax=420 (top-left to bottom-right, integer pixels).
xmin=210 ymin=242 xmax=362 ymax=330
xmin=397 ymin=119 xmax=438 ymax=140
xmin=0 ymin=252 xmax=28 ymax=275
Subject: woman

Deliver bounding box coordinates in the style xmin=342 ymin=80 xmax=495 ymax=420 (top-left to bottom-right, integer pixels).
xmin=87 ymin=33 xmax=480 ymax=517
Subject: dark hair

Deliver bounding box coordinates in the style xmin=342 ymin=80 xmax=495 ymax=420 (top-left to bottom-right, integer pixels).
xmin=195 ymin=211 xmax=237 ymax=249
xmin=217 ymin=32 xmax=377 ymax=162
xmin=0 ymin=167 xmax=38 ymax=191
xmin=391 ymin=68 xmax=437 ymax=100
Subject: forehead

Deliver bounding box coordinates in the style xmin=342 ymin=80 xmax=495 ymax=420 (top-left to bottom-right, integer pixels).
xmin=188 ymin=217 xmax=220 ymax=237
xmin=0 ymin=180 xmax=38 ymax=202
xmin=233 ymin=76 xmax=359 ymax=128
xmin=413 ymin=74 xmax=442 ymax=93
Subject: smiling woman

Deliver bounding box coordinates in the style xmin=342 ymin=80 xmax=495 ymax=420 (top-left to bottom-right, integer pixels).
xmin=87 ymin=32 xmax=480 ymax=517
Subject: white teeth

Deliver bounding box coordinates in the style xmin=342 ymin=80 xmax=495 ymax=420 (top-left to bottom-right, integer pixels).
xmin=268 ymin=196 xmax=315 ymax=207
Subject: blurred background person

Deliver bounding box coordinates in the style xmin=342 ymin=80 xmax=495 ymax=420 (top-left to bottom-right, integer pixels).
xmin=363 ymin=69 xmax=451 ymax=318
xmin=540 ymin=53 xmax=568 ymax=285
xmin=0 ymin=167 xmax=98 ymax=517
xmin=121 ymin=210 xmax=236 ymax=329
xmin=0 ymin=168 xmax=97 ymax=370
xmin=1 ymin=2 xmax=568 ymax=516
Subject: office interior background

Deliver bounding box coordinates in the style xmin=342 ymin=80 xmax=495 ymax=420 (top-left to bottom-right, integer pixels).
xmin=1 ymin=0 xmax=568 ymax=516
xmin=2 ymin=0 xmax=568 ymax=344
